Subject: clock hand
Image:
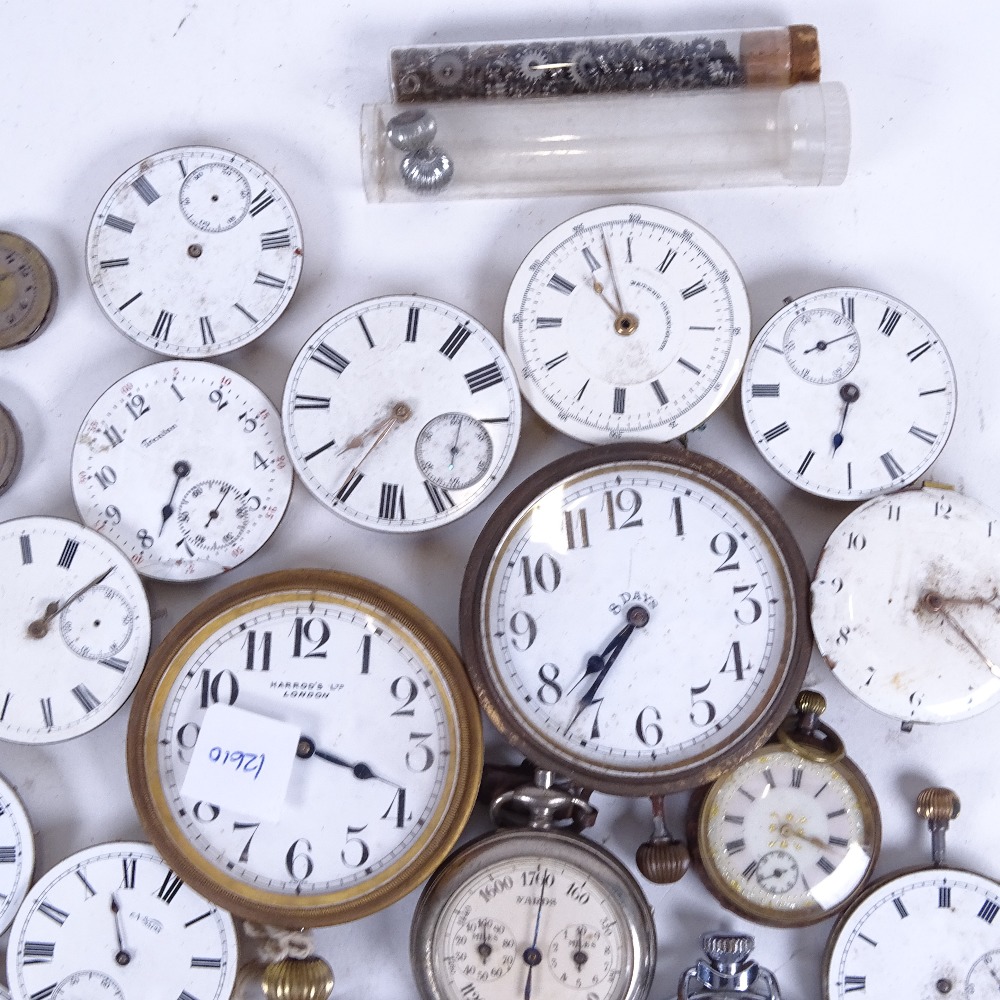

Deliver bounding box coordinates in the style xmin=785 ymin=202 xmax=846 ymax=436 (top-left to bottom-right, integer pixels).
xmin=573 ymin=926 xmax=588 ymax=971
xmin=110 ymin=893 xmax=132 ymax=966
xmin=588 ymin=276 xmax=621 ymax=319
xmin=204 ymin=484 xmax=233 ymax=528
xmin=564 ymin=606 xmax=649 ymax=733
xmin=600 ymin=231 xmax=628 ymax=317
xmin=449 ymin=419 xmax=463 ymax=471
xmin=296 ymin=735 xmax=401 ymax=787
xmin=830 ymin=382 xmax=860 ymax=455
xmin=479 ymin=921 xmax=492 ymax=963
xmin=158 ymin=460 xmax=192 ymax=535
xmin=522 ymin=874 xmax=547 ymax=1000
xmin=778 ymin=821 xmax=830 ymax=853
xmin=337 ymin=401 xmax=412 ymax=455
xmin=923 ymin=592 xmax=1000 ymax=678
xmin=803 ymin=332 xmax=856 ymax=353
xmin=26 ymin=567 xmax=114 ymax=638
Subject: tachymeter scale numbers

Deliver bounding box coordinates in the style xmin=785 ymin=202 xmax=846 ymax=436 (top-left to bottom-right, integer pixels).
xmin=0 ymin=516 xmax=150 ymax=744
xmin=824 ymin=871 xmax=1000 ymax=999
xmin=6 ymin=842 xmax=237 ymax=1000
xmin=86 ymin=145 xmax=302 ymax=357
xmin=282 ymin=295 xmax=521 ymax=531
xmin=71 ymin=361 xmax=291 ymax=581
xmin=504 ymin=204 xmax=750 ymax=443
xmin=741 ymin=287 xmax=957 ymax=500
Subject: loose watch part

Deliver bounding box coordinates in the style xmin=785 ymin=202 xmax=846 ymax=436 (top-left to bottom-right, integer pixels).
xmin=5 ymin=840 xmax=238 ymax=1000
xmin=678 ymin=933 xmax=782 ymax=999
xmin=411 ymin=769 xmax=656 ymax=1000
xmin=503 ymin=204 xmax=750 ymax=444
xmin=460 ymin=442 xmax=811 ymax=796
xmin=740 ymin=287 xmax=957 ymax=500
xmin=0 ymin=402 xmax=23 ymax=496
xmin=0 ymin=773 xmax=35 ymax=935
xmin=0 ymin=231 xmax=56 ymax=350
xmin=811 ymin=484 xmax=1000 ymax=724
xmin=86 ymin=145 xmax=302 ymax=357
xmin=127 ymin=569 xmax=482 ymax=926
xmin=0 ymin=516 xmax=151 ymax=744
xmin=282 ymin=294 xmax=521 ymax=532
xmin=823 ymin=787 xmax=1000 ymax=999
xmin=688 ymin=690 xmax=880 ymax=927
xmin=71 ymin=359 xmax=292 ymax=581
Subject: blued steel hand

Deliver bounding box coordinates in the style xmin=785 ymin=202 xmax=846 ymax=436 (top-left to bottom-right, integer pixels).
xmin=804 ymin=332 xmax=856 ymax=354
xmin=110 ymin=893 xmax=132 ymax=966
xmin=204 ymin=483 xmax=232 ymax=528
xmin=831 ymin=383 xmax=860 ymax=455
xmin=158 ymin=460 xmax=192 ymax=535
xmin=522 ymin=875 xmax=547 ymax=1000
xmin=297 ymin=735 xmax=400 ymax=786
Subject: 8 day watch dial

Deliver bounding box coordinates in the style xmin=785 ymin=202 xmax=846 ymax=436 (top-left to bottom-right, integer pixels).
xmin=283 ymin=294 xmax=521 ymax=532
xmin=71 ymin=360 xmax=292 ymax=581
xmin=86 ymin=145 xmax=302 ymax=357
xmin=741 ymin=287 xmax=957 ymax=500
xmin=503 ymin=204 xmax=750 ymax=444
xmin=0 ymin=516 xmax=151 ymax=744
xmin=460 ymin=442 xmax=812 ymax=795
xmin=6 ymin=841 xmax=237 ymax=1000
xmin=127 ymin=569 xmax=482 ymax=926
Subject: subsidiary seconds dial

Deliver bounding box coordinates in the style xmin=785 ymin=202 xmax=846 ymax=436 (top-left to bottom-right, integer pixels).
xmin=86 ymin=145 xmax=302 ymax=357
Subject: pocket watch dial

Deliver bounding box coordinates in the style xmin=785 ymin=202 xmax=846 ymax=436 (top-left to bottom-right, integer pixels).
xmin=86 ymin=146 xmax=302 ymax=357
xmin=823 ymin=868 xmax=1000 ymax=999
xmin=0 ymin=402 xmax=24 ymax=497
xmin=0 ymin=774 xmax=35 ymax=935
xmin=71 ymin=360 xmax=292 ymax=581
xmin=282 ymin=295 xmax=521 ymax=532
xmin=811 ymin=487 xmax=1000 ymax=724
xmin=0 ymin=231 xmax=56 ymax=350
xmin=127 ymin=569 xmax=482 ymax=926
xmin=0 ymin=516 xmax=151 ymax=744
xmin=741 ymin=287 xmax=957 ymax=500
xmin=5 ymin=841 xmax=237 ymax=1000
xmin=460 ymin=443 xmax=811 ymax=794
xmin=503 ymin=204 xmax=750 ymax=444
xmin=411 ymin=830 xmax=655 ymax=1000
xmin=693 ymin=747 xmax=879 ymax=926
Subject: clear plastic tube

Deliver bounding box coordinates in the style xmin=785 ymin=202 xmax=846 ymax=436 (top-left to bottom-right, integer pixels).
xmin=360 ymin=83 xmax=850 ymax=203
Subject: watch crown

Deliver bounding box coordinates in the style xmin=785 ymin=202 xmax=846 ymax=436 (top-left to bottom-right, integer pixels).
xmin=795 ymin=689 xmax=826 ymax=716
xmin=261 ymin=955 xmax=335 ymax=1000
xmin=701 ymin=932 xmax=754 ymax=963
xmin=916 ymin=787 xmax=961 ymax=824
xmin=635 ymin=837 xmax=690 ymax=883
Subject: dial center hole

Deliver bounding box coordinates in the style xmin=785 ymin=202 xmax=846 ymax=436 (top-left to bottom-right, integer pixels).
xmin=615 ymin=312 xmax=639 ymax=337
xmin=188 ymin=244 xmax=203 ymax=259
xmin=626 ymin=605 xmax=650 ymax=627
xmin=839 ymin=382 xmax=860 ymax=403
xmin=523 ymin=947 xmax=542 ymax=967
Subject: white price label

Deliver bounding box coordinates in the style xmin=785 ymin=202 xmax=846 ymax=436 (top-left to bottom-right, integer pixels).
xmin=180 ymin=703 xmax=300 ymax=822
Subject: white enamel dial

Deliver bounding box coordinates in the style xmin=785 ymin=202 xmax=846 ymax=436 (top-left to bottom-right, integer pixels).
xmin=283 ymin=294 xmax=521 ymax=532
xmin=0 ymin=516 xmax=150 ymax=744
xmin=71 ymin=360 xmax=292 ymax=581
xmin=823 ymin=868 xmax=1000 ymax=999
xmin=5 ymin=841 xmax=237 ymax=1000
xmin=811 ymin=487 xmax=1000 ymax=724
xmin=127 ymin=570 xmax=481 ymax=926
xmin=410 ymin=830 xmax=655 ymax=1000
xmin=694 ymin=747 xmax=879 ymax=925
xmin=460 ymin=443 xmax=811 ymax=794
xmin=86 ymin=145 xmax=302 ymax=357
xmin=0 ymin=773 xmax=35 ymax=935
xmin=503 ymin=204 xmax=750 ymax=444
xmin=741 ymin=287 xmax=957 ymax=500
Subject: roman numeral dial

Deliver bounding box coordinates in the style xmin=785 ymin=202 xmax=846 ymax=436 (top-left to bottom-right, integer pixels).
xmin=87 ymin=145 xmax=302 ymax=357
xmin=503 ymin=203 xmax=750 ymax=443
xmin=283 ymin=295 xmax=521 ymax=532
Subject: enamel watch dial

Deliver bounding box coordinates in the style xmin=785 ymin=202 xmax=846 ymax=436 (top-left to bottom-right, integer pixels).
xmin=282 ymin=294 xmax=521 ymax=532
xmin=86 ymin=145 xmax=302 ymax=357
xmin=0 ymin=773 xmax=35 ymax=934
xmin=127 ymin=569 xmax=482 ymax=926
xmin=503 ymin=204 xmax=750 ymax=444
xmin=71 ymin=360 xmax=292 ymax=581
xmin=741 ymin=287 xmax=957 ymax=500
xmin=0 ymin=231 xmax=56 ymax=350
xmin=410 ymin=829 xmax=655 ymax=1000
xmin=460 ymin=442 xmax=811 ymax=795
xmin=0 ymin=516 xmax=151 ymax=744
xmin=5 ymin=840 xmax=237 ymax=1000
xmin=811 ymin=486 xmax=1000 ymax=724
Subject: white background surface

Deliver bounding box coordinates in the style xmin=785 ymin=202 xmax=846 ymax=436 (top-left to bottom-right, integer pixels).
xmin=2 ymin=1 xmax=999 ymax=997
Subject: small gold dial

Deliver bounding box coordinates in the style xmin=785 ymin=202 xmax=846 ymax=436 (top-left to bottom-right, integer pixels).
xmin=0 ymin=231 xmax=56 ymax=350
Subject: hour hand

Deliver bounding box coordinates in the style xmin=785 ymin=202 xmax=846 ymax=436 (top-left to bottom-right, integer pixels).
xmin=922 ymin=591 xmax=1000 ymax=677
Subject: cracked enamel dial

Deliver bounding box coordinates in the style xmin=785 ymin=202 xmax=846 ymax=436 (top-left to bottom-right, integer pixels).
xmin=410 ymin=830 xmax=655 ymax=1000
xmin=741 ymin=287 xmax=957 ymax=500
xmin=0 ymin=773 xmax=34 ymax=935
xmin=86 ymin=145 xmax=302 ymax=357
xmin=811 ymin=486 xmax=1000 ymax=724
xmin=283 ymin=295 xmax=521 ymax=532
xmin=5 ymin=841 xmax=237 ymax=1000
xmin=127 ymin=569 xmax=482 ymax=926
xmin=503 ymin=204 xmax=750 ymax=444
xmin=0 ymin=516 xmax=150 ymax=744
xmin=71 ymin=360 xmax=292 ymax=581
xmin=460 ymin=442 xmax=811 ymax=795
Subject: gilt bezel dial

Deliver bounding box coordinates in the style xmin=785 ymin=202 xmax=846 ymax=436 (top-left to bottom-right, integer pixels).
xmin=127 ymin=568 xmax=483 ymax=926
xmin=86 ymin=145 xmax=302 ymax=357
